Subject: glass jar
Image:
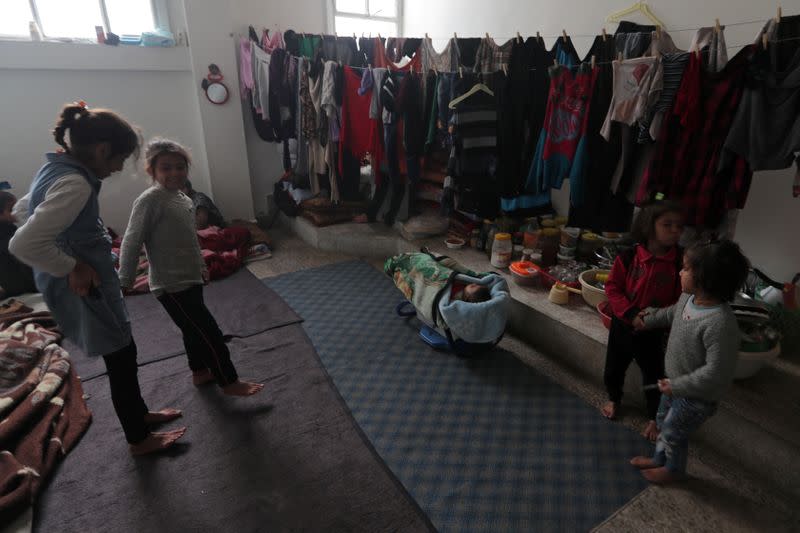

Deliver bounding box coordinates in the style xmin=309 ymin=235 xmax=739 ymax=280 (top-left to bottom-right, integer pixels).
xmin=539 ymin=227 xmax=560 ymax=267
xmin=490 ymin=233 xmax=513 ymax=268
xmin=486 ymin=223 xmax=498 ymax=259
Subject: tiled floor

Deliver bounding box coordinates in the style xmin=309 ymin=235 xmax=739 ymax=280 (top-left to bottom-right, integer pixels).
xmin=248 ymin=228 xmax=799 ymax=533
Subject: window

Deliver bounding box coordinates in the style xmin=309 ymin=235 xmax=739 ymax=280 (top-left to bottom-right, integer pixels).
xmin=1 ymin=0 xmax=166 ymax=41
xmin=330 ymin=0 xmax=401 ymax=39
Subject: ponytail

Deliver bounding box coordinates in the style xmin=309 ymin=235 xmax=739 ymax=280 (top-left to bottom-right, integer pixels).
xmin=51 ymin=101 xmax=141 ymax=162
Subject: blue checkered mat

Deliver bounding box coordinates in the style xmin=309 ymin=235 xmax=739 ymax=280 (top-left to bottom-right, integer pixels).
xmin=265 ymin=260 xmax=651 ymax=532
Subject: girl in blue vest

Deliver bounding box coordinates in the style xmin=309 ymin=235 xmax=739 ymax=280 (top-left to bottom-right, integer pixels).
xmin=10 ymin=102 xmax=186 ymax=455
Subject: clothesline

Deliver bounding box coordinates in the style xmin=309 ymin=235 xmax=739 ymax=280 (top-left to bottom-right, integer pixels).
xmin=332 ymin=35 xmax=800 ymax=73
xmin=337 ymin=17 xmax=773 ymax=41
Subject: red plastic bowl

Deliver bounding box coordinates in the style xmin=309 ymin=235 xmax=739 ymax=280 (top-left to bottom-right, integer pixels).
xmin=597 ymin=301 xmax=612 ymax=330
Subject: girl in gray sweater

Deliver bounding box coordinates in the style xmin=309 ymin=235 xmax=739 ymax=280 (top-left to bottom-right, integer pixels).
xmin=119 ymin=138 xmax=263 ymax=397
xmin=630 ymin=240 xmax=749 ymax=483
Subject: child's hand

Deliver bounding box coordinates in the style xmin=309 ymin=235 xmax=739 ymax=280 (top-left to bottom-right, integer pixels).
xmin=632 ymin=316 xmax=646 ymax=330
xmin=202 ymin=270 xmax=210 ymax=285
xmin=658 ymin=378 xmax=672 ymax=396
xmin=69 ymin=261 xmax=100 ymax=297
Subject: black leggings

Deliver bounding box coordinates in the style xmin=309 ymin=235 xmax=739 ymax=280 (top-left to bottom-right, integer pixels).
xmin=603 ymin=317 xmax=666 ymax=419
xmin=157 ymin=285 xmax=238 ymax=386
xmin=103 ymin=341 xmax=148 ymax=444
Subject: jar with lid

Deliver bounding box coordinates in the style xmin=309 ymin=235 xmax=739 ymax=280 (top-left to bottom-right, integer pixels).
xmin=539 ymin=228 xmax=560 ymax=267
xmin=490 ymin=233 xmax=513 ymax=268
xmin=521 ymin=217 xmax=540 ymax=249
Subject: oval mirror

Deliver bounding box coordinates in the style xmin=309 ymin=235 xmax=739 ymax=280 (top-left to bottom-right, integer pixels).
xmin=205 ymin=81 xmax=229 ymax=105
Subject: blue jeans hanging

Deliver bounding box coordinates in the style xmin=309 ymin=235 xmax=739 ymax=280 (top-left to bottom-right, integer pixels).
xmin=653 ymin=394 xmax=717 ymax=474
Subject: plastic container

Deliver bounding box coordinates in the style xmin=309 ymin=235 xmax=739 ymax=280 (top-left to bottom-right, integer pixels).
xmin=578 ymin=232 xmax=602 ymax=260
xmin=554 ymin=215 xmax=569 ymax=227
xmin=509 ymin=261 xmax=540 ymax=286
xmin=490 ymin=233 xmax=513 ymax=268
xmin=560 ymin=226 xmax=581 ymax=247
xmin=579 ymin=269 xmax=610 ymax=308
xmin=529 ymin=250 xmax=543 ymax=265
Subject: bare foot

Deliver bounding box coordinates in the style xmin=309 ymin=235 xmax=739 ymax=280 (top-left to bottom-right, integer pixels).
xmin=630 ymin=456 xmax=660 ymax=469
xmin=601 ymin=401 xmax=619 ymax=420
xmin=353 ymin=213 xmax=368 ymax=223
xmin=129 ymin=427 xmax=187 ymax=456
xmin=143 ymin=408 xmax=182 ymax=425
xmin=192 ymin=369 xmax=215 ymax=386
xmin=641 ymin=466 xmax=687 ymax=484
xmin=641 ymin=420 xmax=659 ymax=442
xmin=222 ymin=380 xmax=265 ymax=396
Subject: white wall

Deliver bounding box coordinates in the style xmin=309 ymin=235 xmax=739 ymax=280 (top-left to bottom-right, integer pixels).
xmin=0 ymin=42 xmax=210 ymax=234
xmin=183 ymin=0 xmax=254 ymax=221
xmin=405 ymin=0 xmax=800 ymax=281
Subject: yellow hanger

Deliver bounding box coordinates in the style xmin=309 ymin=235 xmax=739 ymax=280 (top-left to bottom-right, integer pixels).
xmin=562 ymin=29 xmax=568 ymax=43
xmin=715 ymin=18 xmax=721 ymax=34
xmin=777 ymin=6 xmax=782 ymax=22
xmin=606 ymin=2 xmax=666 ymax=29
xmin=516 ymin=31 xmax=522 ymax=43
xmin=602 ymin=28 xmax=607 ymax=41
xmin=591 ymin=55 xmax=596 ymax=68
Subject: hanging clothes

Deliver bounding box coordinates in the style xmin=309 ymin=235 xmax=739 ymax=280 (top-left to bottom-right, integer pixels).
xmin=358 ymin=36 xmax=375 ymax=65
xmin=690 ymin=27 xmax=728 ymax=73
xmin=420 ymin=37 xmax=460 ymax=75
xmin=371 ymin=37 xmax=422 ymax=72
xmin=724 ymin=16 xmax=800 ymax=175
xmin=455 ymin=38 xmax=481 ymax=69
xmin=298 ymin=34 xmax=322 ymax=58
xmin=601 ymin=56 xmax=663 ymax=194
xmin=636 ymin=52 xmax=691 ymax=143
xmin=448 ymin=81 xmax=499 ymax=219
xmin=239 ymin=38 xmax=255 ymax=98
xmin=339 ymin=66 xmax=381 ymax=200
xmin=568 ymin=34 xmax=633 ymax=231
xmin=262 ymin=29 xmax=285 ymax=53
xmin=550 ymin=36 xmax=580 ymax=68
xmin=474 ymin=37 xmax=515 ymax=75
xmin=639 ymin=46 xmax=756 ymax=228
xmin=527 ymin=64 xmax=598 ymax=205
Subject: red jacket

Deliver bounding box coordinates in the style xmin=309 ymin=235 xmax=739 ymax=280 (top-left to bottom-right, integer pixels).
xmin=605 ymin=244 xmax=683 ymax=322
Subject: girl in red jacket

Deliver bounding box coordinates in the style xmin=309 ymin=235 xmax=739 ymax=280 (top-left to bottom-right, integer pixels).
xmin=602 ymin=200 xmax=684 ymax=441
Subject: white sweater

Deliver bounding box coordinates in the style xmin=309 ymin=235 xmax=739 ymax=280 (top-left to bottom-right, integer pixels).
xmin=9 ymin=174 xmax=91 ymax=277
xmin=118 ymin=185 xmax=205 ymax=294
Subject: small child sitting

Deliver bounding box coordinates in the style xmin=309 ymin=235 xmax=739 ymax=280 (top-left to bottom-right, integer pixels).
xmin=451 ymin=282 xmax=491 ymax=303
xmin=0 ymin=191 xmax=37 ymax=297
xmin=630 ymin=239 xmax=750 ymax=483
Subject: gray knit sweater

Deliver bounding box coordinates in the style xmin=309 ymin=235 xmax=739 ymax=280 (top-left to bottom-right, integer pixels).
xmin=118 ymin=185 xmax=205 ymax=294
xmin=643 ymin=293 xmax=740 ymax=402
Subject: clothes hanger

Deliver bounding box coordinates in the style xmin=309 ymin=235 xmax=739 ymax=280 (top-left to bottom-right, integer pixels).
xmin=606 ymin=1 xmax=666 ymax=29
xmin=448 ymin=82 xmax=494 ymax=109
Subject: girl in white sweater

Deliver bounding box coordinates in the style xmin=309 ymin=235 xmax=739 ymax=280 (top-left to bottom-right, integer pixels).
xmin=119 ymin=138 xmax=263 ymax=397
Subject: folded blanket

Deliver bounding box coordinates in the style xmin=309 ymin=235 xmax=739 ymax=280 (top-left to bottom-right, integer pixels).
xmin=0 ymin=312 xmax=91 ymax=524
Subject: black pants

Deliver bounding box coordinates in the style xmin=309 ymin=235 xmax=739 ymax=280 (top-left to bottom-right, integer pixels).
xmin=604 ymin=316 xmax=666 ymax=419
xmin=103 ymin=341 xmax=149 ymax=444
xmin=157 ymin=285 xmax=238 ymax=386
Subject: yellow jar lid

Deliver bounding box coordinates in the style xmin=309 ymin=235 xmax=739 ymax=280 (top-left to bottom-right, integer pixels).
xmin=582 ymin=232 xmax=600 ymax=241
xmin=541 ymin=219 xmax=556 ymax=227
xmin=541 ymin=228 xmax=560 ymax=236
xmin=554 ymin=216 xmax=568 ymax=225
xmin=494 ymin=233 xmax=512 ymax=240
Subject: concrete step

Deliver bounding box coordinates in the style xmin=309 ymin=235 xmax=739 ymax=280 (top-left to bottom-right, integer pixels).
xmin=281 ymin=215 xmax=800 ymax=502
